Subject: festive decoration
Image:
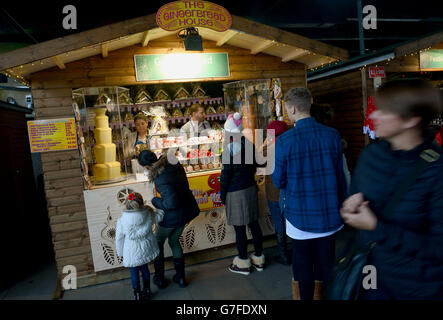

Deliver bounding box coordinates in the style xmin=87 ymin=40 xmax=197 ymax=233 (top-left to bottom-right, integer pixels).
xmin=363 ymin=96 xmax=377 ymax=139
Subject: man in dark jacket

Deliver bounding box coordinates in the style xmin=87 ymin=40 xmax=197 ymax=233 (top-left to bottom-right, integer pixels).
xmin=138 ymin=150 xmax=199 ymax=288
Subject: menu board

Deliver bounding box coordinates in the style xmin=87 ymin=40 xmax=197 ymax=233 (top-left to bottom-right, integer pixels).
xmin=28 ymin=118 xmax=78 ymax=153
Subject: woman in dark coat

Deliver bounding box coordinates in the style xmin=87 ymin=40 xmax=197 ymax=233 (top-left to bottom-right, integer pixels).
xmin=138 ymin=150 xmax=199 ymax=288
xmin=340 ymin=79 xmax=443 ymax=299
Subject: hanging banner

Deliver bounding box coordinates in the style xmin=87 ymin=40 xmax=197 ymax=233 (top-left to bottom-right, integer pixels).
xmin=156 ymin=1 xmax=232 ymax=32
xmin=27 ymin=118 xmax=78 ymax=153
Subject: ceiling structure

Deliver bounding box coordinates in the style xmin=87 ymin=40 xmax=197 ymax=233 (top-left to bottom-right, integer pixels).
xmin=0 ymin=0 xmax=441 ymax=84
xmin=1 ymin=0 xmax=441 ymax=56
xmin=0 ymin=14 xmax=349 ymax=84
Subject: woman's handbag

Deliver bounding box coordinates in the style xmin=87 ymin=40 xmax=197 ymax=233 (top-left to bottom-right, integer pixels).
xmin=326 ymin=148 xmax=440 ymax=300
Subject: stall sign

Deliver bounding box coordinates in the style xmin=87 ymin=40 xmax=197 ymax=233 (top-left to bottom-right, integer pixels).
xmin=155 ymin=171 xmax=223 ymax=211
xmin=27 ymin=118 xmax=78 ymax=153
xmin=156 ymin=1 xmax=232 ymax=32
xmin=134 ymin=53 xmax=230 ymax=81
xmin=420 ymin=49 xmax=443 ymax=71
xmin=369 ymin=66 xmax=385 ymax=78
xmin=188 ymin=172 xmax=223 ymax=211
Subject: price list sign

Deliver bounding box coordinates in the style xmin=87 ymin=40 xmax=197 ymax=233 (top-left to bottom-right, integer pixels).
xmin=27 ymin=118 xmax=78 ymax=153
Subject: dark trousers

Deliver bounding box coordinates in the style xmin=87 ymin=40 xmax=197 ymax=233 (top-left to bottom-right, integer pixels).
xmin=156 ymin=225 xmax=185 ymax=259
xmin=233 ymin=220 xmax=263 ymax=260
xmin=268 ymin=200 xmax=285 ymax=235
xmin=129 ymin=264 xmax=150 ymax=289
xmin=291 ymin=234 xmax=335 ymax=300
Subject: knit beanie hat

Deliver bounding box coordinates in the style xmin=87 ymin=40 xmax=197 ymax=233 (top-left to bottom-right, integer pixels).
xmin=138 ymin=150 xmax=158 ymax=167
xmin=224 ymin=112 xmax=243 ymax=133
xmin=267 ymin=120 xmax=288 ymax=137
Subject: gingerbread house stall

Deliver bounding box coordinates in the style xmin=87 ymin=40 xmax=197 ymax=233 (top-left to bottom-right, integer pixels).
xmin=0 ymin=12 xmax=348 ymax=289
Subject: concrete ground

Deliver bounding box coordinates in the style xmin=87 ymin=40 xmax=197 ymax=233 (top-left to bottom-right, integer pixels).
xmin=61 ymin=246 xmax=293 ymax=300
xmin=1 ymin=246 xmax=292 ymax=300
xmin=1 ymin=228 xmax=352 ymax=300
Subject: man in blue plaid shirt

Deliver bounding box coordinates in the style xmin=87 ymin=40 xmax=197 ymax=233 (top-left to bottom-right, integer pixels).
xmin=272 ymin=87 xmax=347 ymax=300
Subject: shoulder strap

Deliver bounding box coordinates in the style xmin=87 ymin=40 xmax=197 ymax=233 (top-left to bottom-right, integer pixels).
xmin=382 ymin=148 xmax=440 ymax=220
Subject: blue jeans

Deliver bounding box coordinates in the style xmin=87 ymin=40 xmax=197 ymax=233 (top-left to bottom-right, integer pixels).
xmin=267 ymin=200 xmax=285 ymax=235
xmin=129 ymin=264 xmax=150 ymax=289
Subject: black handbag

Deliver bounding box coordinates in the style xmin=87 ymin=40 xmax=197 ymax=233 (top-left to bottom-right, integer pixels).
xmin=326 ymin=148 xmax=440 ymax=300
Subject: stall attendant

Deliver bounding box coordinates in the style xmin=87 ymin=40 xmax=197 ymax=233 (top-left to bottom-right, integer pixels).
xmin=180 ymin=103 xmax=211 ymax=137
xmin=122 ymin=112 xmax=150 ymax=158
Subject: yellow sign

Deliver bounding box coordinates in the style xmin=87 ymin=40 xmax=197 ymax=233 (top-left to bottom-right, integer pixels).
xmin=155 ymin=170 xmax=223 ymax=211
xmin=27 ymin=118 xmax=78 ymax=153
xmin=156 ymin=1 xmax=232 ymax=32
xmin=188 ymin=171 xmax=223 ymax=211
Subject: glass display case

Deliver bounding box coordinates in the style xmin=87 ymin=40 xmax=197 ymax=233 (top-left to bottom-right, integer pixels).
xmin=73 ymin=87 xmax=131 ymax=188
xmin=73 ymin=86 xmax=226 ymax=189
xmin=223 ymin=79 xmax=273 ymax=133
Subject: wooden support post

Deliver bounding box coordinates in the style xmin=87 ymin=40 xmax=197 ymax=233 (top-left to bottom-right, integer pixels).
xmin=250 ymin=40 xmax=275 ymax=55
xmin=141 ymin=31 xmax=151 ymax=47
xmin=51 ymin=56 xmax=66 ymax=69
xmin=101 ymin=43 xmax=108 ymax=58
xmin=216 ymin=30 xmax=237 ymax=46
xmin=52 ymin=277 xmax=64 ymax=300
xmin=282 ymin=49 xmax=308 ymax=62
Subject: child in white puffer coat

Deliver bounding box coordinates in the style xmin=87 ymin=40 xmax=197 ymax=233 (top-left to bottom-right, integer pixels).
xmin=116 ymin=192 xmax=159 ymax=300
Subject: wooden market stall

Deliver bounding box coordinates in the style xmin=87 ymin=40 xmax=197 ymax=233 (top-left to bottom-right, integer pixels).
xmin=0 ymin=12 xmax=348 ymax=289
xmin=307 ymin=30 xmax=443 ymax=172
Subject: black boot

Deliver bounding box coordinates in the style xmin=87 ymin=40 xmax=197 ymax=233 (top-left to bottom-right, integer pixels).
xmin=133 ymin=287 xmax=142 ymax=300
xmin=141 ymin=278 xmax=152 ymax=300
xmin=153 ymin=244 xmax=169 ymax=289
xmin=172 ymin=257 xmax=187 ymax=288
xmin=275 ymin=233 xmax=290 ymax=266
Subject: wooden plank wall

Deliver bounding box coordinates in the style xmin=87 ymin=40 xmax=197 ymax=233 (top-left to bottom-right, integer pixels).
xmin=29 ymin=36 xmax=307 ymax=282
xmin=32 ymin=88 xmax=94 ymax=278
xmin=308 ymin=70 xmax=365 ymax=171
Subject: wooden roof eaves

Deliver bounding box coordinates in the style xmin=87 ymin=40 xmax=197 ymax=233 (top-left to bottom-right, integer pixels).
xmin=0 ymin=13 xmax=158 ymax=71
xmin=0 ymin=13 xmax=349 ymax=73
xmin=230 ymin=15 xmax=349 ymax=62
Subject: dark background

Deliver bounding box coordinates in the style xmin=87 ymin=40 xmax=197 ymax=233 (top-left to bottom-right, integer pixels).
xmin=1 ymin=0 xmax=442 ymax=56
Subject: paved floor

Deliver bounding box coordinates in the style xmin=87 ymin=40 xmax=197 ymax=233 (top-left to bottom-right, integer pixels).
xmin=62 ymin=246 xmax=294 ymax=300
xmin=1 ymin=228 xmax=352 ymax=300
xmin=1 ymin=261 xmax=58 ymax=300
xmin=1 ymin=246 xmax=292 ymax=300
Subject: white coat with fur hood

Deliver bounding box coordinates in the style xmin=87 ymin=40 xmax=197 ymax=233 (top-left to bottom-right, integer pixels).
xmin=115 ymin=207 xmax=159 ymax=268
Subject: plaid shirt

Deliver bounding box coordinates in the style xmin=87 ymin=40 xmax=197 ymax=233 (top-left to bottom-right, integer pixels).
xmin=272 ymin=117 xmax=346 ymax=233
